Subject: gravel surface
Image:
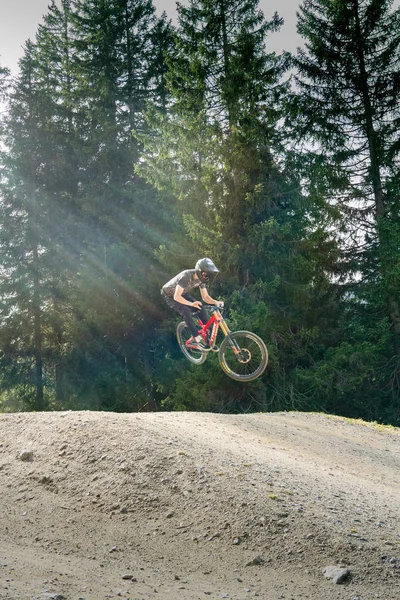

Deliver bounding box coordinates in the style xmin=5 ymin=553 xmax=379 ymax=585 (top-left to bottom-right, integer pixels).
xmin=0 ymin=410 xmax=399 ymax=600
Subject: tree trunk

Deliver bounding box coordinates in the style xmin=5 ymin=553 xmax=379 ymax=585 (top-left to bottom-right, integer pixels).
xmin=31 ymin=228 xmax=45 ymax=410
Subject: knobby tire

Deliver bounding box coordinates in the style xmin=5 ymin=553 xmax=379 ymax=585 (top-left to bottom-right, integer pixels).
xmin=177 ymin=321 xmax=208 ymax=365
xmin=219 ymin=330 xmax=268 ymax=382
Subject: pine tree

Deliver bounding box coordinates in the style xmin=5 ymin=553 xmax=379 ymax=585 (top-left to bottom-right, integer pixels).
xmin=138 ymin=0 xmax=290 ymax=257
xmin=64 ymin=0 xmax=176 ymax=409
xmin=290 ymin=0 xmax=400 ymax=420
xmin=0 ymin=0 xmax=176 ymax=411
xmin=0 ymin=44 xmax=49 ymax=410
xmin=135 ymin=0 xmax=345 ymax=412
xmin=0 ymin=0 xmax=92 ymax=410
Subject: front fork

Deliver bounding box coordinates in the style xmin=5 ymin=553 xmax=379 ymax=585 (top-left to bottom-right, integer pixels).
xmin=214 ymin=311 xmax=241 ymax=355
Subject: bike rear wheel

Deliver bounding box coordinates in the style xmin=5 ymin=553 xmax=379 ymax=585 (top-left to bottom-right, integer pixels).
xmin=177 ymin=321 xmax=208 ymax=365
xmin=219 ymin=331 xmax=268 ymax=382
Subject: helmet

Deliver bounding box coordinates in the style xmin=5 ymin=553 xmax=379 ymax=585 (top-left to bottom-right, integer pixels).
xmin=195 ymin=257 xmax=219 ymax=283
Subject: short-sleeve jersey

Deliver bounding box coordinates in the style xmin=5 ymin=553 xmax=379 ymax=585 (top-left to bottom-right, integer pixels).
xmin=162 ymin=269 xmax=206 ymax=297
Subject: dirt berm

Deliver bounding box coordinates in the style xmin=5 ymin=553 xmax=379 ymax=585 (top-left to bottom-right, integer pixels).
xmin=0 ymin=410 xmax=399 ymax=600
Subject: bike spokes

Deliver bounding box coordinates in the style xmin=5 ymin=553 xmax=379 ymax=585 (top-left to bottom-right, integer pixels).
xmin=219 ymin=331 xmax=268 ymax=382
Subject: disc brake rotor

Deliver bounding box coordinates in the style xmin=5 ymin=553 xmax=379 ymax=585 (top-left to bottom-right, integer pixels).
xmin=237 ymin=348 xmax=251 ymax=364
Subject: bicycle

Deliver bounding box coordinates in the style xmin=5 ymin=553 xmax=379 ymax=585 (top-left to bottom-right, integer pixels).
xmin=176 ymin=306 xmax=268 ymax=382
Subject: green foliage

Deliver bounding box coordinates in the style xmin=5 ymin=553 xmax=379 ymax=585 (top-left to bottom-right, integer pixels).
xmin=161 ymin=355 xmax=267 ymax=414
xmin=0 ymin=0 xmax=176 ymax=411
xmin=281 ymin=0 xmax=400 ymax=422
xmin=0 ymin=0 xmax=400 ymax=426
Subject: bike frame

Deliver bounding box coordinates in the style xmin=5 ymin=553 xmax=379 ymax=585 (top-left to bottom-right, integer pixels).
xmin=186 ymin=307 xmax=241 ymax=355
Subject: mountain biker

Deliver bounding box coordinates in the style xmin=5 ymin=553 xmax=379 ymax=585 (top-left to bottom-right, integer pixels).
xmin=161 ymin=258 xmax=224 ymax=350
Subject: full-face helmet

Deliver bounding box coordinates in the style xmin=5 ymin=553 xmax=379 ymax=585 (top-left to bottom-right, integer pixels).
xmin=195 ymin=257 xmax=219 ymax=283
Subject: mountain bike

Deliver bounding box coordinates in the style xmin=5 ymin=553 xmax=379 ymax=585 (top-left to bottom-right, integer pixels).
xmin=176 ymin=306 xmax=268 ymax=382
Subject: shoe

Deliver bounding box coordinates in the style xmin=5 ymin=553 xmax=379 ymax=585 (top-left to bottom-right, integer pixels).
xmin=189 ymin=340 xmax=211 ymax=351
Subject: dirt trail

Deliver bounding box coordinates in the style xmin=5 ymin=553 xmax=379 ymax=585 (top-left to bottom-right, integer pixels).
xmin=0 ymin=410 xmax=399 ymax=600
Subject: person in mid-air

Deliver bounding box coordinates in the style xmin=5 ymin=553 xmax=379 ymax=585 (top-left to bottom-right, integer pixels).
xmin=161 ymin=258 xmax=224 ymax=350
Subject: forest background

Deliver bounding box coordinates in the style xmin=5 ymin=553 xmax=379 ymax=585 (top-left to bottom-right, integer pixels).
xmin=0 ymin=0 xmax=399 ymax=426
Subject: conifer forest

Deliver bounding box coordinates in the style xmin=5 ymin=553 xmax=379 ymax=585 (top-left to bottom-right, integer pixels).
xmin=0 ymin=0 xmax=399 ymax=425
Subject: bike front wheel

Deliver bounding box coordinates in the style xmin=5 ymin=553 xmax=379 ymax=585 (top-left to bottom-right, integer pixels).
xmin=219 ymin=331 xmax=268 ymax=382
xmin=177 ymin=321 xmax=208 ymax=365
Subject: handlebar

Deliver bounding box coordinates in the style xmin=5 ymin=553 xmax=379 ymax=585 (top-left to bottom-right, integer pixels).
xmin=209 ymin=305 xmax=224 ymax=313
xmin=190 ymin=304 xmax=224 ymax=313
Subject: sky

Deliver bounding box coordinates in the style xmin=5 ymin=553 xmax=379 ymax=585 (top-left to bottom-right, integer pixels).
xmin=0 ymin=0 xmax=301 ymax=75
